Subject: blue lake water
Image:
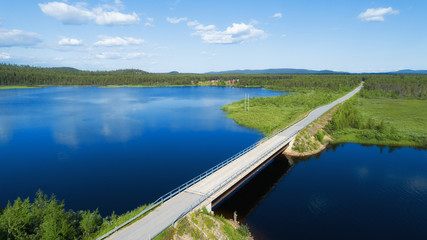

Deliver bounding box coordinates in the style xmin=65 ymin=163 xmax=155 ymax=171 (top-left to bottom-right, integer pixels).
xmin=0 ymin=86 xmax=283 ymax=215
xmin=215 ymin=144 xmax=427 ymax=240
xmin=1 ymin=86 xmax=427 ymax=240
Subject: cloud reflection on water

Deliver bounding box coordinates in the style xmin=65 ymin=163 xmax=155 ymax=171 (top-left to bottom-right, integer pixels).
xmin=0 ymin=116 xmax=13 ymax=144
xmin=50 ymin=91 xmax=147 ymax=146
xmin=0 ymin=87 xmax=274 ymax=147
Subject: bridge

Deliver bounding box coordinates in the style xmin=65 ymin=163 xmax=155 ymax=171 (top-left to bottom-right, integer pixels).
xmin=101 ymin=84 xmax=363 ymax=240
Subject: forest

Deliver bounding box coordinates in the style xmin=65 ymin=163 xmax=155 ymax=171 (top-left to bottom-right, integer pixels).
xmin=1 ymin=64 xmax=426 ymax=99
xmin=0 ymin=64 xmax=356 ymax=89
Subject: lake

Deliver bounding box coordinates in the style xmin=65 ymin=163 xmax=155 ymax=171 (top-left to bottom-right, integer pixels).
xmin=1 ymin=87 xmax=426 ymax=240
xmin=0 ymin=86 xmax=283 ymax=215
xmin=215 ymin=144 xmax=427 ymax=240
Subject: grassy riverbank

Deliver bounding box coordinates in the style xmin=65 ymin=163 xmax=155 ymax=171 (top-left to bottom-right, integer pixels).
xmin=222 ymin=89 xmax=347 ymax=135
xmin=223 ymin=85 xmax=427 ymax=149
xmin=154 ymin=208 xmax=251 ymax=240
xmin=330 ymin=97 xmax=427 ymax=147
xmin=0 ymin=85 xmax=41 ymax=89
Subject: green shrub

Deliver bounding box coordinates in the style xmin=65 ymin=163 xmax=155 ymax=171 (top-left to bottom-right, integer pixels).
xmin=237 ymin=224 xmax=251 ymax=237
xmin=315 ymin=129 xmax=325 ymax=144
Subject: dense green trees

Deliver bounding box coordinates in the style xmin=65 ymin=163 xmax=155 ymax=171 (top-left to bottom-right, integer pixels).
xmin=0 ymin=64 xmax=361 ymax=89
xmin=79 ymin=210 xmax=102 ymax=237
xmin=2 ymin=64 xmax=426 ymax=100
xmin=360 ymin=74 xmax=427 ymax=99
xmin=326 ymin=99 xmax=408 ymax=144
xmin=327 ymin=99 xmax=364 ymax=131
xmin=0 ymin=190 xmax=102 ymax=240
xmin=1 ymin=64 xmax=426 ymax=100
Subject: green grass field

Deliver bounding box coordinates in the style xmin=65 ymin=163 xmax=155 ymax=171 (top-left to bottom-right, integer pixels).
xmin=223 ymin=87 xmax=426 ymax=148
xmin=0 ymin=86 xmax=41 ymax=89
xmin=332 ymin=97 xmax=427 ymax=147
xmin=222 ymin=90 xmax=346 ymax=135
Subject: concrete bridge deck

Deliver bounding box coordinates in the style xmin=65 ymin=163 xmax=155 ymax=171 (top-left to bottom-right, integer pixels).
xmin=104 ymin=84 xmax=362 ymax=240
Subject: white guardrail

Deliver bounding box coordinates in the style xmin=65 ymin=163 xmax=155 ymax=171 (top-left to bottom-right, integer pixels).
xmin=97 ymin=84 xmax=362 ymax=240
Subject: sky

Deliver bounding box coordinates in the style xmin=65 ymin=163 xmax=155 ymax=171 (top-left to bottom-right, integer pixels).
xmin=0 ymin=0 xmax=426 ymax=73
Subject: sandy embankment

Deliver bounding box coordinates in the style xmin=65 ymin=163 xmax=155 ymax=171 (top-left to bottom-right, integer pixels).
xmin=282 ymin=105 xmax=339 ymax=157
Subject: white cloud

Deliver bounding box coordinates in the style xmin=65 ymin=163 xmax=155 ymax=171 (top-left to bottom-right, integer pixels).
xmin=358 ymin=7 xmax=399 ymax=22
xmin=94 ymin=36 xmax=144 ymax=46
xmin=273 ymin=13 xmax=282 ymax=18
xmin=39 ymin=2 xmax=93 ymax=25
xmin=166 ymin=17 xmax=187 ymax=24
xmin=124 ymin=52 xmax=149 ymax=59
xmin=0 ymin=52 xmax=11 ymax=59
xmin=187 ymin=21 xmax=199 ymax=27
xmin=0 ymin=29 xmax=42 ymax=47
xmin=95 ymin=52 xmax=121 ymax=59
xmin=39 ymin=1 xmax=139 ymax=26
xmin=95 ymin=51 xmax=149 ymax=59
xmin=145 ymin=17 xmax=154 ymax=27
xmin=113 ymin=0 xmax=124 ymax=10
xmin=92 ymin=7 xmax=139 ymax=25
xmin=194 ymin=24 xmax=216 ymax=31
xmin=58 ymin=37 xmax=83 ymax=46
xmin=190 ymin=22 xmax=266 ymax=44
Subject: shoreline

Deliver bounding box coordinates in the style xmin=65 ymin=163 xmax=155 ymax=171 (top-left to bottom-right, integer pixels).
xmin=223 ymin=95 xmax=426 ymax=157
xmin=282 ymin=136 xmax=331 ymax=157
xmin=0 ymin=84 xmax=251 ymax=90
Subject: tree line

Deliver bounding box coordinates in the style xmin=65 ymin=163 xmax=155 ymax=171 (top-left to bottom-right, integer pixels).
xmin=0 ymin=64 xmax=360 ymax=90
xmin=360 ymin=75 xmax=427 ymax=99
xmin=325 ymin=99 xmax=427 ymax=146
xmin=2 ymin=64 xmax=426 ymax=99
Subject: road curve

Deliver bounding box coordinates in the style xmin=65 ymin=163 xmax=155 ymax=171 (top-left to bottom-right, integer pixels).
xmin=106 ymin=84 xmax=363 ymax=240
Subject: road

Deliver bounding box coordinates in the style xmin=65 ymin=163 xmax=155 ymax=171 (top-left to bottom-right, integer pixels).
xmin=106 ymin=84 xmax=363 ymax=240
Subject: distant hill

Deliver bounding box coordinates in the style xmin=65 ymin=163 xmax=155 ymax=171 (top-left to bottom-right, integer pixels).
xmin=205 ymin=68 xmax=427 ymax=75
xmin=389 ymin=69 xmax=427 ymax=74
xmin=109 ymin=69 xmax=149 ymax=75
xmin=205 ymin=68 xmax=349 ymax=74
xmin=51 ymin=67 xmax=81 ymax=72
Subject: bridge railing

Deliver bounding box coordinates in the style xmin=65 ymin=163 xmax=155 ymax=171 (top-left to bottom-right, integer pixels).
xmin=97 ymin=84 xmax=363 ymax=240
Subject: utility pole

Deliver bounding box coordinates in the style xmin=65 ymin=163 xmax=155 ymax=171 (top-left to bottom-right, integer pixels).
xmin=244 ymin=94 xmax=250 ymax=112
xmin=244 ymin=94 xmax=247 ymax=111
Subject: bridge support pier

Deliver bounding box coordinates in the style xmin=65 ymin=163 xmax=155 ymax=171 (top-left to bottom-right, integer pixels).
xmin=205 ymin=202 xmax=212 ymax=213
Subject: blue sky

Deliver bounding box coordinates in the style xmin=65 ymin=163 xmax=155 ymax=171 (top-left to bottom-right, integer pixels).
xmin=0 ymin=0 xmax=426 ymax=73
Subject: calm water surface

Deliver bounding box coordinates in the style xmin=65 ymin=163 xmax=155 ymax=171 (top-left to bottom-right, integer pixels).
xmin=0 ymin=86 xmax=283 ymax=215
xmin=2 ymin=87 xmax=426 ymax=240
xmin=215 ymin=144 xmax=427 ymax=240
